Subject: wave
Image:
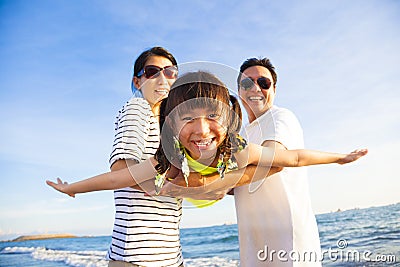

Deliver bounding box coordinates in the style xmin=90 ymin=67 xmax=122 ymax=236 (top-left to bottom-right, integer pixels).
xmin=2 ymin=246 xmax=239 ymax=267
xmin=1 ymin=246 xmax=38 ymax=253
xmin=1 ymin=246 xmax=108 ymax=266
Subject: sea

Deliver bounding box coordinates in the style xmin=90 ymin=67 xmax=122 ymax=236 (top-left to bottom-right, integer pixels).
xmin=1 ymin=203 xmax=399 ymax=267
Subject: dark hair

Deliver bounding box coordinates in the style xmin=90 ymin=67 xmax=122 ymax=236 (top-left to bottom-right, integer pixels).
xmin=154 ymin=71 xmax=242 ymax=175
xmin=237 ymin=57 xmax=277 ymax=89
xmin=133 ymin=46 xmax=178 ymax=78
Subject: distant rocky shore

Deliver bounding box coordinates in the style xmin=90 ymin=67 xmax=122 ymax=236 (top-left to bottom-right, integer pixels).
xmin=10 ymin=234 xmax=77 ymax=242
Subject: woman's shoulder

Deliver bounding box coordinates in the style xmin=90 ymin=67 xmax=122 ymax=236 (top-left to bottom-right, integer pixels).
xmin=112 ymin=97 xmax=154 ymax=125
xmin=126 ymin=97 xmax=151 ymax=109
xmin=120 ymin=97 xmax=152 ymax=116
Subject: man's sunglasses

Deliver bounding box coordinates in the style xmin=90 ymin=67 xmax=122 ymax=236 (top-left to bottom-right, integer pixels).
xmin=137 ymin=65 xmax=178 ymax=79
xmin=240 ymin=77 xmax=272 ymax=91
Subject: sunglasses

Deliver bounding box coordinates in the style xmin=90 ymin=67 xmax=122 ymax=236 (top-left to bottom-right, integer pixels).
xmin=137 ymin=65 xmax=178 ymax=79
xmin=240 ymin=77 xmax=272 ymax=91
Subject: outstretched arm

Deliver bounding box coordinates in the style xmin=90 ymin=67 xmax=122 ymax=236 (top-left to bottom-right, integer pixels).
xmin=46 ymin=157 xmax=158 ymax=197
xmin=236 ymin=143 xmax=368 ymax=168
xmin=272 ymin=147 xmax=368 ymax=167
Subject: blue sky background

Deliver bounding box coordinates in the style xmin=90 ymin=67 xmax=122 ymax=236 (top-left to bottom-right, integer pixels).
xmin=1 ymin=0 xmax=399 ymax=240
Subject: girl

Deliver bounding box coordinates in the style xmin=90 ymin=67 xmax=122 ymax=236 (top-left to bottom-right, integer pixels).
xmin=47 ymin=71 xmax=367 ymax=200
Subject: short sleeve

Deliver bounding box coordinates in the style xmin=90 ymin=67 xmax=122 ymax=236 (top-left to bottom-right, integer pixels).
xmin=109 ymin=98 xmax=152 ymax=166
xmin=260 ymin=108 xmax=304 ymax=150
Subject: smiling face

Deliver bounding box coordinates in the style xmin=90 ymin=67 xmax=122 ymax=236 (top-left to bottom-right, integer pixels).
xmin=239 ymin=65 xmax=276 ymax=123
xmin=157 ymin=71 xmax=243 ymax=174
xmin=133 ymin=55 xmax=177 ymax=107
xmin=171 ymin=100 xmax=228 ymax=163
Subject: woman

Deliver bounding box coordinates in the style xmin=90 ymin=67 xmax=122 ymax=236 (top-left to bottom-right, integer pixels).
xmin=106 ymin=47 xmax=183 ymax=267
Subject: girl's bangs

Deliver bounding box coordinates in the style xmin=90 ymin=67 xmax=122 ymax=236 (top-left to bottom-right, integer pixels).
xmin=175 ymin=97 xmax=230 ymax=118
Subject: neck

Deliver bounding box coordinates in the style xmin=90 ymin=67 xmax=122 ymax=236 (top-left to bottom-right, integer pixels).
xmin=198 ymin=154 xmax=219 ymax=167
xmin=248 ymin=107 xmax=272 ymax=123
xmin=151 ymin=102 xmax=160 ymax=116
xmin=187 ymin=150 xmax=219 ymax=167
xmin=248 ymin=113 xmax=257 ymax=123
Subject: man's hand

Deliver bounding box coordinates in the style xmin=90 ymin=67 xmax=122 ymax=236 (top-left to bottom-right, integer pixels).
xmin=337 ymin=149 xmax=368 ymax=164
xmin=157 ymin=169 xmax=227 ymax=199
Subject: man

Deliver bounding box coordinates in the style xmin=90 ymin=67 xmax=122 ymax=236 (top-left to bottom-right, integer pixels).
xmin=234 ymin=57 xmax=322 ymax=266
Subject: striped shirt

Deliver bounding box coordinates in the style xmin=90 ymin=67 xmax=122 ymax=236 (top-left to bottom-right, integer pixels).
xmin=106 ymin=97 xmax=183 ymax=267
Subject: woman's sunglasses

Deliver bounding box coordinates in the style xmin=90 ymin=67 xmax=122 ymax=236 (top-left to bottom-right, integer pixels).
xmin=137 ymin=65 xmax=178 ymax=79
xmin=240 ymin=77 xmax=272 ymax=91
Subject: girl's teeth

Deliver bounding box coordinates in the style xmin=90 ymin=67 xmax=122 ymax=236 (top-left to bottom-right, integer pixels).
xmin=195 ymin=140 xmax=212 ymax=146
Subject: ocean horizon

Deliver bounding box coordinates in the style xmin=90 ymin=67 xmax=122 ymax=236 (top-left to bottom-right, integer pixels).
xmin=1 ymin=203 xmax=399 ymax=266
xmin=2 ymin=203 xmax=396 ymax=242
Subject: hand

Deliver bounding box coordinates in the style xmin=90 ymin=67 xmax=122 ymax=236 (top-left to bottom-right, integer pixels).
xmin=46 ymin=178 xmax=75 ymax=198
xmin=186 ymin=191 xmax=227 ymax=200
xmin=164 ymin=168 xmax=207 ymax=188
xmin=337 ymin=149 xmax=368 ymax=164
xmin=165 ymin=165 xmax=181 ymax=181
xmin=157 ymin=179 xmax=197 ymax=198
xmin=160 ymin=182 xmax=228 ymax=199
xmin=158 ymin=177 xmax=229 ymax=199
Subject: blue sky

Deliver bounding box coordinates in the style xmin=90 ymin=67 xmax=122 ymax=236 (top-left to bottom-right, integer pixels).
xmin=1 ymin=0 xmax=399 ymax=240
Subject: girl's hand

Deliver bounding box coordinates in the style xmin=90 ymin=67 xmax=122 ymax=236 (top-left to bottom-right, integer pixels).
xmin=337 ymin=149 xmax=368 ymax=164
xmin=46 ymin=178 xmax=75 ymax=198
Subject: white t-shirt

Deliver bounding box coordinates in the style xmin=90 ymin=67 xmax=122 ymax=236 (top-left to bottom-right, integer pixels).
xmin=234 ymin=105 xmax=321 ymax=267
xmin=107 ymin=97 xmax=183 ymax=267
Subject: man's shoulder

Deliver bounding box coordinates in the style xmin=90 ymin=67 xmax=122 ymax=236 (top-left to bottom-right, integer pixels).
xmin=254 ymin=106 xmax=304 ymax=145
xmin=270 ymin=105 xmax=297 ymax=118
xmin=255 ymin=105 xmax=298 ymax=124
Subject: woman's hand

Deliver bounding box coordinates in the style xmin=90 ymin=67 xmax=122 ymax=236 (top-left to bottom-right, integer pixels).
xmin=337 ymin=149 xmax=368 ymax=164
xmin=46 ymin=178 xmax=75 ymax=198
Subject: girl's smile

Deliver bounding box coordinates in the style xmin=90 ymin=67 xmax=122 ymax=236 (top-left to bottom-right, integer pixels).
xmin=191 ymin=138 xmax=214 ymax=149
xmin=173 ymin=106 xmax=227 ymax=164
